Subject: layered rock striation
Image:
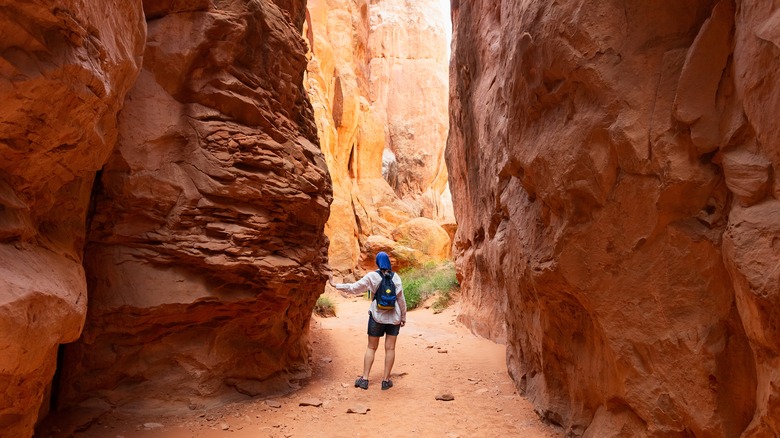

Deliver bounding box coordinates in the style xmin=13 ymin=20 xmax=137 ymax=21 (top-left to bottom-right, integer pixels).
xmin=57 ymin=0 xmax=332 ymax=412
xmin=448 ymin=0 xmax=780 ymax=436
xmin=0 ymin=1 xmax=145 ymax=436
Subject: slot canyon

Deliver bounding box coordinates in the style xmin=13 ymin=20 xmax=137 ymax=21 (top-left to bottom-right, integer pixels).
xmin=0 ymin=1 xmax=778 ymax=437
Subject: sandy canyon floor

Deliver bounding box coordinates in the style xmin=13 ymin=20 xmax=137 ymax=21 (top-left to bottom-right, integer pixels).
xmin=40 ymin=292 xmax=562 ymax=438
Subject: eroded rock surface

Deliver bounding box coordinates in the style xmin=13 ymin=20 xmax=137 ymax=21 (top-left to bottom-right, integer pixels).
xmin=0 ymin=1 xmax=145 ymax=436
xmin=56 ymin=0 xmax=332 ymax=413
xmin=448 ymin=0 xmax=780 ymax=436
xmin=304 ymin=0 xmax=452 ymax=274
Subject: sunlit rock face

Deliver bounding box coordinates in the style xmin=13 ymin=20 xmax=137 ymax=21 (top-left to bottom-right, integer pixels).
xmin=448 ymin=0 xmax=780 ymax=436
xmin=367 ymin=0 xmax=451 ymax=216
xmin=305 ymin=0 xmax=452 ymax=274
xmin=0 ymin=1 xmax=145 ymax=435
xmin=57 ymin=0 xmax=332 ymax=413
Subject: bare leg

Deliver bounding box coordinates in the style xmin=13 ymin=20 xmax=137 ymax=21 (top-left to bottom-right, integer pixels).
xmin=363 ymin=336 xmax=380 ymax=379
xmin=383 ymin=335 xmax=398 ymax=381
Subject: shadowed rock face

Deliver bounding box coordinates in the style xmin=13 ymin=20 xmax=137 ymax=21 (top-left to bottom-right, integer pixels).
xmin=0 ymin=1 xmax=145 ymax=436
xmin=448 ymin=0 xmax=780 ymax=436
xmin=54 ymin=0 xmax=332 ymax=412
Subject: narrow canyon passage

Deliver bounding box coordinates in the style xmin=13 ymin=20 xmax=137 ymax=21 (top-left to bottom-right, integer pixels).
xmin=4 ymin=1 xmax=780 ymax=437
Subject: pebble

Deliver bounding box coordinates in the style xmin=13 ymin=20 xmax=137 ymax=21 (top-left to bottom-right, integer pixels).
xmin=347 ymin=405 xmax=370 ymax=414
xmin=438 ymin=349 xmax=448 ymax=353
xmin=143 ymin=423 xmax=164 ymax=430
xmin=436 ymin=393 xmax=455 ymax=401
xmin=299 ymin=398 xmax=323 ymax=407
xmin=266 ymin=400 xmax=282 ymax=408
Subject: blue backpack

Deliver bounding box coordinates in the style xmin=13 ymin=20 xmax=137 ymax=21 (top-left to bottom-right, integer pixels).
xmin=375 ymin=270 xmax=397 ymax=310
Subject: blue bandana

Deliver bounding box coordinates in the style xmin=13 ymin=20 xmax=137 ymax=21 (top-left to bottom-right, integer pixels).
xmin=375 ymin=252 xmax=391 ymax=270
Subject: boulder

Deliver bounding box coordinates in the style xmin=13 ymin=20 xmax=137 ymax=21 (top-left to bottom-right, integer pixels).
xmin=360 ymin=235 xmax=422 ymax=272
xmin=392 ymin=217 xmax=452 ymax=261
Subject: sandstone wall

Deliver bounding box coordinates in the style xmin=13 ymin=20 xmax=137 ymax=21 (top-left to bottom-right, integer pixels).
xmin=54 ymin=0 xmax=332 ymax=413
xmin=448 ymin=0 xmax=780 ymax=436
xmin=305 ymin=0 xmax=452 ymax=274
xmin=367 ymin=0 xmax=451 ymax=215
xmin=0 ymin=1 xmax=145 ymax=436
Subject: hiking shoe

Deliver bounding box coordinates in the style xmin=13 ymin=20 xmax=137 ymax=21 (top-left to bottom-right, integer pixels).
xmin=355 ymin=377 xmax=368 ymax=390
xmin=381 ymin=380 xmax=393 ymax=390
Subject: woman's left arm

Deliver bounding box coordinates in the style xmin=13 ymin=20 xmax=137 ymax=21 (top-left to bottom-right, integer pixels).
xmin=396 ymin=276 xmax=407 ymax=326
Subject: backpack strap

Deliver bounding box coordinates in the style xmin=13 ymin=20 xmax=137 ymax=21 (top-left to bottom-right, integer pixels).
xmin=373 ymin=270 xmax=382 ymax=301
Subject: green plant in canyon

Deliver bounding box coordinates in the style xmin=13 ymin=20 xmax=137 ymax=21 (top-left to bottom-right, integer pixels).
xmin=314 ymin=295 xmax=337 ymax=317
xmin=400 ymin=261 xmax=459 ymax=311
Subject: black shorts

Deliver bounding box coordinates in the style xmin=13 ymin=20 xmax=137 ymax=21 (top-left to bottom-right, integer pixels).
xmin=367 ymin=312 xmax=400 ymax=337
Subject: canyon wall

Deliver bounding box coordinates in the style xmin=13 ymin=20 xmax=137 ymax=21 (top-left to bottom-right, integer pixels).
xmin=0 ymin=1 xmax=145 ymax=436
xmin=305 ymin=0 xmax=453 ymax=274
xmin=448 ymin=0 xmax=779 ymax=436
xmin=56 ymin=0 xmax=332 ymax=413
xmin=0 ymin=0 xmax=331 ymax=434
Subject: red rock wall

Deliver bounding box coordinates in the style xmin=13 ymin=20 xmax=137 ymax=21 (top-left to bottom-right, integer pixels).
xmin=0 ymin=1 xmax=145 ymax=436
xmin=448 ymin=0 xmax=780 ymax=436
xmin=55 ymin=0 xmax=332 ymax=412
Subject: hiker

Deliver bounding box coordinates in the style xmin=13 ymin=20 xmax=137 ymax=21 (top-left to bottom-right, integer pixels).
xmin=329 ymin=251 xmax=407 ymax=390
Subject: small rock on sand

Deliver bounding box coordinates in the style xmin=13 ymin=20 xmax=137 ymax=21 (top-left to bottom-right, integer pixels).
xmin=299 ymin=398 xmax=323 ymax=407
xmin=347 ymin=405 xmax=370 ymax=414
xmin=266 ymin=400 xmax=282 ymax=408
xmin=143 ymin=423 xmax=164 ymax=430
xmin=436 ymin=393 xmax=455 ymax=401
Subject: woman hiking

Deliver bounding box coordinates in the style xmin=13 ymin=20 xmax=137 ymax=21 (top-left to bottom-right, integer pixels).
xmin=329 ymin=251 xmax=407 ymax=390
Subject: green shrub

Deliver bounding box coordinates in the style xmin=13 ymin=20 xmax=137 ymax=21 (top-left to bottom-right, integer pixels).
xmin=314 ymin=295 xmax=336 ymax=317
xmin=400 ymin=261 xmax=459 ymax=310
xmin=402 ymin=276 xmax=427 ymax=309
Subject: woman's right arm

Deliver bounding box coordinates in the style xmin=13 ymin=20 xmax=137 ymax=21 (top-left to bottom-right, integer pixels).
xmin=332 ymin=273 xmax=375 ymax=296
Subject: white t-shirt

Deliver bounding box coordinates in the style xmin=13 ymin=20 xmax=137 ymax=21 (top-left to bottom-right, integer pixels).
xmin=334 ymin=271 xmax=407 ymax=325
